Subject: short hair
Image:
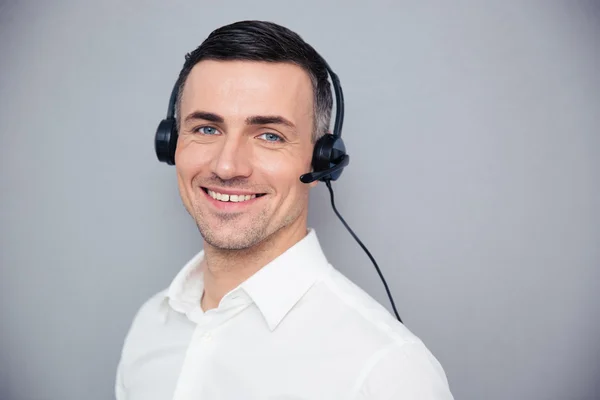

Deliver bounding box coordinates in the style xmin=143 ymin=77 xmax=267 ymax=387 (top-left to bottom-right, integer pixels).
xmin=174 ymin=20 xmax=333 ymax=142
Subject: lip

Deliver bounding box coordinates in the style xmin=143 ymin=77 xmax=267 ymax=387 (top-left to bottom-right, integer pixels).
xmin=200 ymin=186 xmax=264 ymax=211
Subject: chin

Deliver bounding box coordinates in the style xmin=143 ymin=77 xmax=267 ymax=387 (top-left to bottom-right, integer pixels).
xmin=198 ymin=223 xmax=268 ymax=251
xmin=204 ymin=236 xmax=256 ymax=251
xmin=192 ymin=202 xmax=306 ymax=251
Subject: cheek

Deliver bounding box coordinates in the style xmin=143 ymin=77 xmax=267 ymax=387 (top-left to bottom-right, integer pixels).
xmin=255 ymin=152 xmax=312 ymax=203
xmin=175 ymin=145 xmax=210 ymax=206
xmin=256 ymin=151 xmax=309 ymax=183
xmin=175 ymin=141 xmax=211 ymax=180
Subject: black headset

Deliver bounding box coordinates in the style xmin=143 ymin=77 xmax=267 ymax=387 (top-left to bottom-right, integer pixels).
xmin=153 ymin=57 xmax=403 ymax=324
xmin=154 ymin=60 xmax=350 ymax=184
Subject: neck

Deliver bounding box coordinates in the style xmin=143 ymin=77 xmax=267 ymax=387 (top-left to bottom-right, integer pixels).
xmin=200 ymin=219 xmax=308 ymax=311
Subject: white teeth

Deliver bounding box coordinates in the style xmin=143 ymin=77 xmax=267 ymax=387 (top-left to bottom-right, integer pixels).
xmin=207 ymin=190 xmax=258 ymax=203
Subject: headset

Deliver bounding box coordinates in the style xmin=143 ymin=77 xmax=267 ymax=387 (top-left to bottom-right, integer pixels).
xmin=154 ymin=58 xmax=403 ymax=324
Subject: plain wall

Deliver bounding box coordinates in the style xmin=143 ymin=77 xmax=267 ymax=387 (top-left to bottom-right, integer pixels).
xmin=1 ymin=1 xmax=599 ymax=399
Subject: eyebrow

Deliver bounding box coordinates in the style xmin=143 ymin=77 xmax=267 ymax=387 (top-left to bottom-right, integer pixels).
xmin=183 ymin=111 xmax=296 ymax=131
xmin=184 ymin=111 xmax=224 ymax=124
xmin=246 ymin=115 xmax=296 ymax=130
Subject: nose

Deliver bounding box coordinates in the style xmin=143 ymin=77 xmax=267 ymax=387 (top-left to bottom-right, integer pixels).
xmin=210 ymin=133 xmax=253 ymax=181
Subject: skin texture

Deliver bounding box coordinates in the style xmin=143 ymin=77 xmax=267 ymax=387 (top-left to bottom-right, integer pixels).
xmin=175 ymin=60 xmax=319 ymax=310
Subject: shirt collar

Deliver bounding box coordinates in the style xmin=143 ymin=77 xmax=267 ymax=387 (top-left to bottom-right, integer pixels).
xmin=164 ymin=249 xmax=205 ymax=316
xmin=240 ymin=229 xmax=331 ymax=330
xmin=164 ymin=229 xmax=331 ymax=331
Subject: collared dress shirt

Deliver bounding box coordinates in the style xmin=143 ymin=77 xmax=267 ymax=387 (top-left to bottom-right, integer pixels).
xmin=116 ymin=229 xmax=454 ymax=399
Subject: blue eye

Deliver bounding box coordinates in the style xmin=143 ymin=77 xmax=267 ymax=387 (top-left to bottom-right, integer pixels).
xmin=197 ymin=126 xmax=218 ymax=135
xmin=259 ymin=133 xmax=283 ymax=142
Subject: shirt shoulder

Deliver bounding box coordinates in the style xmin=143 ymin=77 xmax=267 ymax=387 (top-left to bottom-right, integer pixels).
xmin=119 ymin=288 xmax=194 ymax=358
xmin=116 ymin=289 xmax=195 ymax=399
xmin=352 ymin=341 xmax=454 ymax=399
xmin=304 ymin=267 xmax=453 ymax=398
xmin=117 ymin=289 xmax=169 ymax=364
xmin=313 ymin=266 xmax=421 ymax=346
xmin=123 ymin=289 xmax=169 ymax=338
xmin=116 ymin=289 xmax=167 ymax=398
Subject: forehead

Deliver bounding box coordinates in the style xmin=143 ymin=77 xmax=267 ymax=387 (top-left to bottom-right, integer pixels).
xmin=180 ymin=60 xmax=314 ymax=126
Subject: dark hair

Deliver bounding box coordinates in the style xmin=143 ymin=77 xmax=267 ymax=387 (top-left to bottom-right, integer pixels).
xmin=174 ymin=20 xmax=333 ymax=142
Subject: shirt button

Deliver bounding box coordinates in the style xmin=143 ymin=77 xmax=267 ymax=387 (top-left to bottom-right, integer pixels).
xmin=203 ymin=332 xmax=212 ymax=341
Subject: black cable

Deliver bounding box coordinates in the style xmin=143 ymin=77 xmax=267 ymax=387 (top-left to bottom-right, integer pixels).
xmin=325 ymin=180 xmax=403 ymax=324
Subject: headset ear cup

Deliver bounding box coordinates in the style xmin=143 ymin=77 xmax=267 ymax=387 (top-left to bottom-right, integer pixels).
xmin=311 ymin=134 xmax=347 ymax=181
xmin=155 ymin=118 xmax=178 ymax=165
xmin=312 ymin=134 xmax=334 ymax=172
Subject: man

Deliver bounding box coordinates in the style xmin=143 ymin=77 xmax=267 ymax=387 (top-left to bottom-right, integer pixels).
xmin=116 ymin=20 xmax=454 ymax=399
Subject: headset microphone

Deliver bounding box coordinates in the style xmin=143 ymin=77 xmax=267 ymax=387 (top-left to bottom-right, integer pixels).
xmin=299 ymin=155 xmax=349 ymax=184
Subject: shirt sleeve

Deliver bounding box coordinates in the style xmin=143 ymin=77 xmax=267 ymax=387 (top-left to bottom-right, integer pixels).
xmin=352 ymin=341 xmax=454 ymax=400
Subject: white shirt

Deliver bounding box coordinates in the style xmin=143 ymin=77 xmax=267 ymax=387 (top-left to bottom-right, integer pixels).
xmin=115 ymin=229 xmax=454 ymax=399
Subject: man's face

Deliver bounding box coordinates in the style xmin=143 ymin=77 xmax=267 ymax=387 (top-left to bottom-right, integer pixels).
xmin=175 ymin=60 xmax=318 ymax=250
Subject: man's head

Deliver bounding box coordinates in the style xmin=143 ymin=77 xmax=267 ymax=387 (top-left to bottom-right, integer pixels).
xmin=173 ymin=20 xmax=334 ymax=251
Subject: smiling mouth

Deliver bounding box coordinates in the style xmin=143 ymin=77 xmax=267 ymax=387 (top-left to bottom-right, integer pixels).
xmin=201 ymin=188 xmax=266 ymax=203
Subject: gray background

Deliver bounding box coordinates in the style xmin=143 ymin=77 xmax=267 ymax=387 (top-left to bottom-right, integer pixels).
xmin=1 ymin=1 xmax=599 ymax=399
